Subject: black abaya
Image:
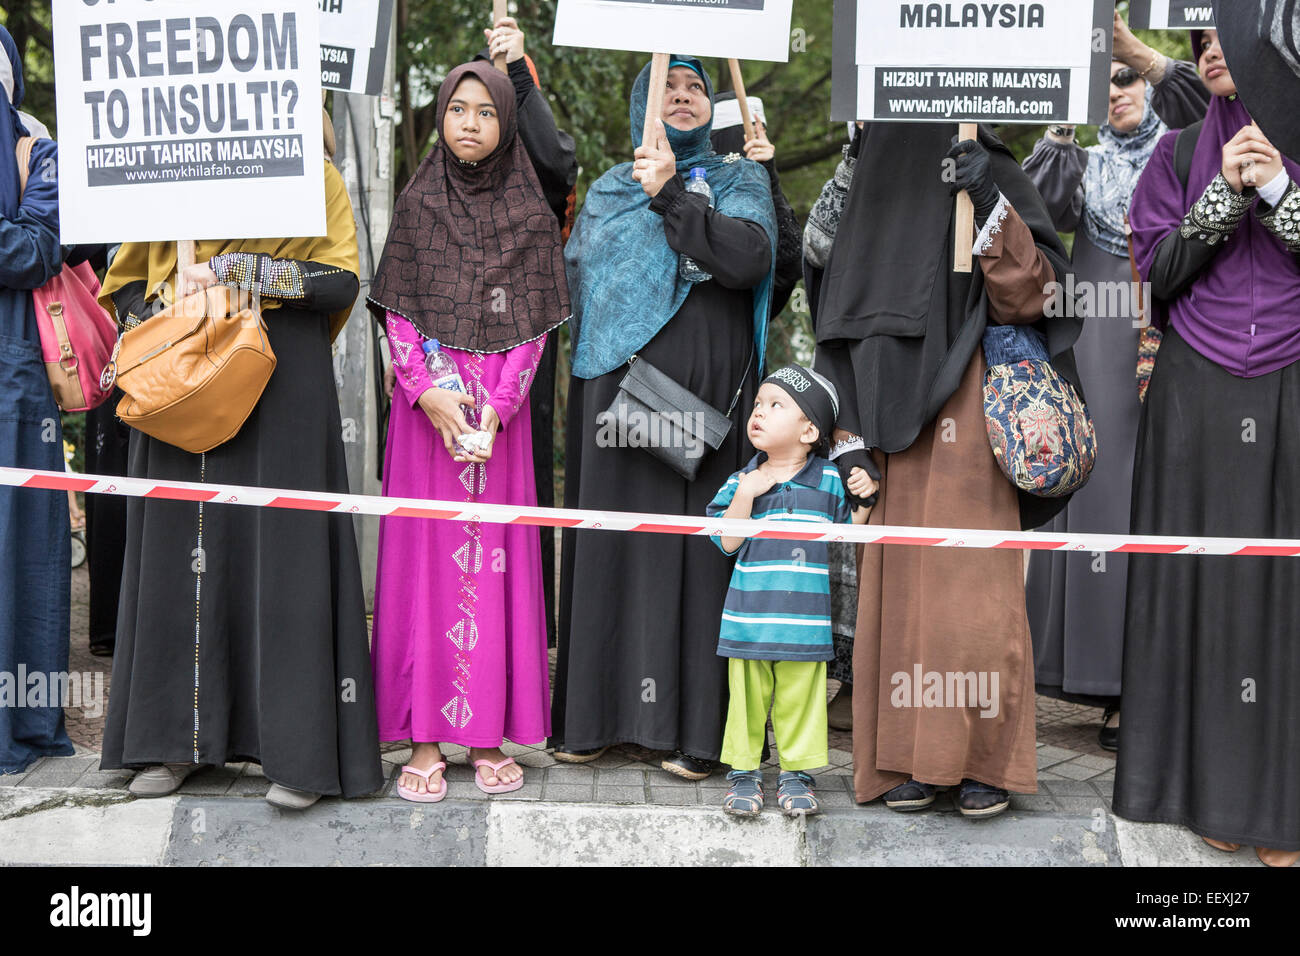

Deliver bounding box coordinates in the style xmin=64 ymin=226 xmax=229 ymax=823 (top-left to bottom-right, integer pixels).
xmin=101 ymin=274 xmax=384 ymax=798
xmin=1114 ymin=327 xmax=1300 ymax=850
xmin=553 ymin=178 xmax=769 ymax=759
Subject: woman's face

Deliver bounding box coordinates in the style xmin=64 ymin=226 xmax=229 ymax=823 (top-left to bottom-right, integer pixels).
xmin=1107 ymin=61 xmax=1146 ymax=133
xmin=1197 ymin=29 xmax=1236 ymax=98
xmin=444 ymin=75 xmax=500 ymax=163
xmin=662 ymin=66 xmax=712 ymax=132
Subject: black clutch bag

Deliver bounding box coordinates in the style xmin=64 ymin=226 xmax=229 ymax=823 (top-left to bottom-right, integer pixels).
xmin=602 ymin=348 xmax=754 ymax=481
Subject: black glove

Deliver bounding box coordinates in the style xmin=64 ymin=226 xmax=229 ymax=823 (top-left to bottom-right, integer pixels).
xmin=848 ymin=123 xmax=864 ymax=160
xmin=834 ymin=447 xmax=880 ymax=510
xmin=946 ymin=138 xmax=1000 ymax=223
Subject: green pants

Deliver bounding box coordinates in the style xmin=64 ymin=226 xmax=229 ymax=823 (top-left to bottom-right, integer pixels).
xmin=719 ymin=659 xmax=828 ymax=772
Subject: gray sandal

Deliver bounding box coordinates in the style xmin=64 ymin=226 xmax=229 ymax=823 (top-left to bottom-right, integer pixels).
xmin=777 ymin=771 xmax=820 ymax=817
xmin=722 ymin=770 xmax=764 ymax=816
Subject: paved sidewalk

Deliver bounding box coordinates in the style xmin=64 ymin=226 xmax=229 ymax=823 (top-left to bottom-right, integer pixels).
xmin=12 ymin=568 xmax=1253 ymax=866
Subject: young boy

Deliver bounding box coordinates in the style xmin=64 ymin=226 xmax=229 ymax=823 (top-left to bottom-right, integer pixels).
xmin=707 ymin=364 xmax=877 ymax=817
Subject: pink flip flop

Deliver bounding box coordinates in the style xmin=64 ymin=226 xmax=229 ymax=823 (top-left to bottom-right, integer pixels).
xmin=396 ymin=762 xmax=447 ymax=803
xmin=471 ymin=757 xmax=524 ymax=794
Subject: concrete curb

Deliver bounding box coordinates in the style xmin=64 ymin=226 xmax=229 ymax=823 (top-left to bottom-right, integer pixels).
xmin=2 ymin=789 xmax=1264 ymax=866
xmin=0 ymin=788 xmax=176 ymax=866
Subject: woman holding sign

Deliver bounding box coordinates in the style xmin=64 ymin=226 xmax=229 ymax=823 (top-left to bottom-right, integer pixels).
xmin=815 ymin=122 xmax=1077 ymax=818
xmin=98 ymin=136 xmax=383 ymax=809
xmin=0 ymin=26 xmax=75 ymax=775
xmin=1119 ymin=28 xmax=1300 ymax=866
xmin=368 ymin=59 xmax=573 ymax=800
xmin=554 ymin=57 xmax=777 ymax=779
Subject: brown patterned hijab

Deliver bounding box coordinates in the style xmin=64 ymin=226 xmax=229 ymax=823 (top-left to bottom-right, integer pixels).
xmin=368 ymin=60 xmax=569 ymax=352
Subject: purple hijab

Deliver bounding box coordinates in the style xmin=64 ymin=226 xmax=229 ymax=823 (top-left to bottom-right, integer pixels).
xmin=1130 ymin=90 xmax=1300 ymax=378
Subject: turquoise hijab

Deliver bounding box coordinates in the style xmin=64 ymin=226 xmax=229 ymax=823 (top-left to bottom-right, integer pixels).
xmin=566 ymin=56 xmax=777 ymax=380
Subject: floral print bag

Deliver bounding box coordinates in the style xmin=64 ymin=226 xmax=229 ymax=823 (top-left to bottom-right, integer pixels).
xmin=982 ymin=324 xmax=1098 ymax=498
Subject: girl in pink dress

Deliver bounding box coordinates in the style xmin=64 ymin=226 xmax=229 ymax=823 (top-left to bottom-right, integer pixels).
xmin=368 ymin=60 xmax=571 ymax=799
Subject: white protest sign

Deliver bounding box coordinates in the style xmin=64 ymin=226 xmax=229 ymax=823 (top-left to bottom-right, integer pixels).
xmin=835 ymin=0 xmax=1115 ymax=124
xmin=53 ymin=0 xmax=325 ymax=245
xmin=319 ymin=0 xmax=394 ymax=95
xmin=553 ymin=0 xmax=795 ymax=62
xmin=1128 ymin=1 xmax=1214 ymax=29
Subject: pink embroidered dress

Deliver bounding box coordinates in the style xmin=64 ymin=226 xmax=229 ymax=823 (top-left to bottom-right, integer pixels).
xmin=372 ymin=311 xmax=550 ymax=747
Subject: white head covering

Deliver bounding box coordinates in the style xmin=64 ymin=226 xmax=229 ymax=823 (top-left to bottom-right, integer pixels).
xmin=712 ymin=95 xmax=767 ymax=132
xmin=0 ymin=50 xmax=50 ymax=139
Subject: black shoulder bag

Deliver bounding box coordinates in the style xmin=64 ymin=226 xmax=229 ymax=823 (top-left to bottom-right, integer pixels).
xmin=601 ymin=347 xmax=754 ymax=481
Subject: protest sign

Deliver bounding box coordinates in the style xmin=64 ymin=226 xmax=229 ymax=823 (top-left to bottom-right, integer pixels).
xmin=53 ymin=0 xmax=326 ymax=245
xmin=319 ymin=0 xmax=395 ymax=95
xmin=833 ymin=0 xmax=1115 ymax=125
xmin=553 ymin=0 xmax=795 ymax=62
xmin=1217 ymin=0 xmax=1300 ymax=160
xmin=1127 ymin=0 xmax=1215 ymax=29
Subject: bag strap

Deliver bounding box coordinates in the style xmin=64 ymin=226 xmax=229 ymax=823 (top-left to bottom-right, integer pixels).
xmin=724 ymin=346 xmax=756 ymax=419
xmin=15 ymin=136 xmax=34 ymax=200
xmin=1124 ymin=212 xmax=1144 ymax=318
xmin=627 ymin=343 xmax=756 ymax=419
xmin=1174 ymin=120 xmax=1202 ymax=190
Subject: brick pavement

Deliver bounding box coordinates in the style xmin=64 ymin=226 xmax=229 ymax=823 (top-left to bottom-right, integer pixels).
xmin=38 ymin=567 xmax=1115 ymax=806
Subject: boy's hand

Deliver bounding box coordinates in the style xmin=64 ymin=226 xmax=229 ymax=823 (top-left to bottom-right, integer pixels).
xmin=847 ymin=466 xmax=878 ymax=524
xmin=846 ymin=466 xmax=878 ymax=502
xmin=738 ymin=468 xmax=779 ymax=500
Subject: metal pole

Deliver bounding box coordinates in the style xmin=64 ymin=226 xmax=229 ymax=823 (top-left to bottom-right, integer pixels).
xmin=332 ymin=11 xmax=397 ymax=608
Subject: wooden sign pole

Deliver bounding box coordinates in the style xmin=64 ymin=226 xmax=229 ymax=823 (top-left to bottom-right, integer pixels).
xmin=643 ymin=52 xmax=671 ymax=146
xmin=492 ymin=0 xmax=509 ymax=73
xmin=177 ymin=239 xmax=196 ymax=295
xmin=727 ymin=58 xmax=755 ymax=143
xmin=953 ymin=122 xmax=978 ymax=273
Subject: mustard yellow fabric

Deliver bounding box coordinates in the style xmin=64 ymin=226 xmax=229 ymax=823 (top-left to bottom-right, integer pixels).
xmin=100 ymin=161 xmax=359 ymax=341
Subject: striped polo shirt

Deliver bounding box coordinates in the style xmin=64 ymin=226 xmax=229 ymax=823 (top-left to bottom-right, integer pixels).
xmin=706 ymin=453 xmax=853 ymax=662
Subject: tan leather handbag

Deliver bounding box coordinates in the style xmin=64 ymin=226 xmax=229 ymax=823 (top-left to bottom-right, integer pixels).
xmin=105 ymin=284 xmax=276 ymax=454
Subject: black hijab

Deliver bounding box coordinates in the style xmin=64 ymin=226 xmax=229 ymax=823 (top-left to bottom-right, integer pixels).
xmin=814 ymin=122 xmax=1080 ymax=530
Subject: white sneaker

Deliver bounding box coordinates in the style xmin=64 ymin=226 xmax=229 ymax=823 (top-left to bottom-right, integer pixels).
xmin=128 ymin=763 xmax=202 ymax=797
xmin=265 ymin=783 xmax=321 ymax=810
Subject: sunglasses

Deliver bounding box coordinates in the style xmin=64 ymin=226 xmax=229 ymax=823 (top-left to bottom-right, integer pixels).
xmin=1111 ymin=67 xmax=1142 ymax=89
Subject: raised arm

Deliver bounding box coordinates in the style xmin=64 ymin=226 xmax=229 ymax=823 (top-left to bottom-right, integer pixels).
xmin=1022 ymin=135 xmax=1088 ymax=234
xmin=649 ymin=174 xmax=772 ymax=290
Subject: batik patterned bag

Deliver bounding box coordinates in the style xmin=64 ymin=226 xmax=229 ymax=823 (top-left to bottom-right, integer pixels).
xmin=982 ymin=324 xmax=1097 ymax=498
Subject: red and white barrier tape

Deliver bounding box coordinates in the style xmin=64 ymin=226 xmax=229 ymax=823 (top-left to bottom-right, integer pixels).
xmin=3 ymin=465 xmax=1298 ymax=556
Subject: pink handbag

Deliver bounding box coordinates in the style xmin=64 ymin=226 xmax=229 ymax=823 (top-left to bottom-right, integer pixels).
xmin=16 ymin=136 xmax=119 ymax=412
xmin=32 ymin=260 xmax=119 ymax=412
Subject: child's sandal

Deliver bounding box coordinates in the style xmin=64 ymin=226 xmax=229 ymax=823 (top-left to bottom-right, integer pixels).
xmin=777 ymin=771 xmax=820 ymax=817
xmin=722 ymin=770 xmax=764 ymax=816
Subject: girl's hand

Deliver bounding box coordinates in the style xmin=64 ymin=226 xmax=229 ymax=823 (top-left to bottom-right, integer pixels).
xmin=180 ymin=262 xmax=219 ymax=298
xmin=743 ymin=121 xmax=775 ymax=163
xmin=1222 ymin=124 xmax=1281 ymax=193
xmin=484 ymin=16 xmax=525 ymax=64
xmin=455 ymin=405 xmax=499 ymax=465
xmin=633 ymin=119 xmax=677 ymax=198
xmin=846 ymin=466 xmax=878 ymax=502
xmin=417 ymin=387 xmax=477 ymax=458
xmin=384 ymin=365 xmax=396 ymax=401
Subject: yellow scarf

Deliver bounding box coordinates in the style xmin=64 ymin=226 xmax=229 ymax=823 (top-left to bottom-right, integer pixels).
xmin=100 ymin=161 xmax=360 ymax=341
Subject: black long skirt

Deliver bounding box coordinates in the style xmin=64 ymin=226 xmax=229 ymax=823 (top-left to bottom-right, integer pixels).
xmin=84 ymin=390 xmax=130 ymax=650
xmin=1113 ymin=327 xmax=1300 ymax=850
xmin=552 ymin=285 xmax=757 ymax=759
xmin=100 ymin=306 xmax=384 ymax=798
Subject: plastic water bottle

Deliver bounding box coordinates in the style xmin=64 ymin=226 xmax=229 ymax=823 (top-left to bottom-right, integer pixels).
xmin=423 ymin=339 xmax=466 ymax=394
xmin=679 ymin=167 xmax=714 ymax=283
xmin=423 ymin=339 xmax=478 ymax=429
